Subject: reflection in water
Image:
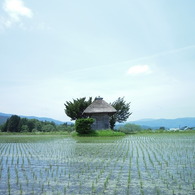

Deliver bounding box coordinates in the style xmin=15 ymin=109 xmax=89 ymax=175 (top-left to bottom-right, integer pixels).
xmin=0 ymin=134 xmax=194 ymax=195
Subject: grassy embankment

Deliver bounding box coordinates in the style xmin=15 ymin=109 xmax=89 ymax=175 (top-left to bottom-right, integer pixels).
xmin=0 ymin=129 xmax=194 ymax=137
xmin=0 ymin=129 xmax=125 ymax=137
xmin=71 ymin=129 xmax=125 ymax=137
xmin=0 ymin=131 xmax=69 ymax=136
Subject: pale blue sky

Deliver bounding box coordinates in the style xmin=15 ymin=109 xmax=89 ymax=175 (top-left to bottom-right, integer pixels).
xmin=0 ymin=0 xmax=195 ymax=122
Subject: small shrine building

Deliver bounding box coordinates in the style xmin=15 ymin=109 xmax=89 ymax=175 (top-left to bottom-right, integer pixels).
xmin=83 ymin=97 xmax=116 ymax=130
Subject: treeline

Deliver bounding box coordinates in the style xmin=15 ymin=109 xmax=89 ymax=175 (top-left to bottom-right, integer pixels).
xmin=0 ymin=115 xmax=74 ymax=133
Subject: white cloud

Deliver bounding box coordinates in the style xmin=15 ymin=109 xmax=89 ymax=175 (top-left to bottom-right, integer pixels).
xmin=1 ymin=0 xmax=33 ymax=28
xmin=3 ymin=0 xmax=33 ymax=20
xmin=127 ymin=65 xmax=152 ymax=75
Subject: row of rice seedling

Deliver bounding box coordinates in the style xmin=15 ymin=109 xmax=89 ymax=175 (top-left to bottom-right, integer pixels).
xmin=0 ymin=133 xmax=194 ymax=194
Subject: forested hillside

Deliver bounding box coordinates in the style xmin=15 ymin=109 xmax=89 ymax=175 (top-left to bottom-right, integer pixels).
xmin=0 ymin=114 xmax=74 ymax=133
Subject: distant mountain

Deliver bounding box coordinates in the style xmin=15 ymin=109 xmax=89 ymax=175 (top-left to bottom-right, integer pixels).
xmin=0 ymin=112 xmax=69 ymax=125
xmin=0 ymin=115 xmax=9 ymax=125
xmin=130 ymin=117 xmax=195 ymax=129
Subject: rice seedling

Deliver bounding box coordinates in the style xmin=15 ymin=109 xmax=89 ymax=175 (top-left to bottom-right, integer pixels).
xmin=0 ymin=133 xmax=194 ymax=194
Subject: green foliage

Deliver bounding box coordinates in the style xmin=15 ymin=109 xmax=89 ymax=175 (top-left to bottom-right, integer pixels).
xmin=1 ymin=119 xmax=9 ymax=132
xmin=7 ymin=115 xmax=21 ymax=132
xmin=64 ymin=97 xmax=92 ymax=120
xmin=18 ymin=118 xmax=37 ymax=132
xmin=18 ymin=118 xmax=28 ymax=130
xmin=1 ymin=115 xmax=73 ymax=133
xmin=27 ymin=119 xmax=36 ymax=132
xmin=21 ymin=125 xmax=29 ymax=132
xmin=34 ymin=121 xmax=42 ymax=131
xmin=41 ymin=124 xmax=55 ymax=132
xmin=56 ymin=123 xmax=75 ymax=132
xmin=75 ymin=118 xmax=94 ymax=134
xmin=159 ymin=126 xmax=165 ymax=130
xmin=110 ymin=97 xmax=132 ymax=129
xmin=119 ymin=123 xmax=142 ymax=134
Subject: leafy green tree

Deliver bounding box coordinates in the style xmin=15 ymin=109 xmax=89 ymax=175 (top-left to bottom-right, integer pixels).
xmin=1 ymin=119 xmax=9 ymax=132
xmin=27 ymin=119 xmax=36 ymax=132
xmin=34 ymin=121 xmax=42 ymax=131
xmin=42 ymin=124 xmax=55 ymax=132
xmin=7 ymin=115 xmax=21 ymax=132
xmin=21 ymin=125 xmax=29 ymax=132
xmin=1 ymin=116 xmax=62 ymax=132
xmin=64 ymin=97 xmax=92 ymax=120
xmin=18 ymin=118 xmax=28 ymax=130
xmin=110 ymin=97 xmax=132 ymax=129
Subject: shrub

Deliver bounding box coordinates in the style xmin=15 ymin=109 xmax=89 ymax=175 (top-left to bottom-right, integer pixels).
xmin=75 ymin=118 xmax=94 ymax=134
xmin=119 ymin=123 xmax=142 ymax=134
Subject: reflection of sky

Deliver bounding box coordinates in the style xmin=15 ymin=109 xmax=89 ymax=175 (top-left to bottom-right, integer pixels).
xmin=0 ymin=135 xmax=194 ymax=194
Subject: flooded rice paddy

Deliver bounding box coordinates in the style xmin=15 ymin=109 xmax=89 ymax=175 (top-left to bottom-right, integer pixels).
xmin=0 ymin=133 xmax=194 ymax=194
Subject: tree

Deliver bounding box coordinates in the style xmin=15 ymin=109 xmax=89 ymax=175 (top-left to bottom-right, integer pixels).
xmin=42 ymin=124 xmax=55 ymax=132
xmin=1 ymin=119 xmax=9 ymax=132
xmin=27 ymin=119 xmax=36 ymax=132
xmin=21 ymin=125 xmax=29 ymax=132
xmin=110 ymin=97 xmax=132 ymax=129
xmin=34 ymin=121 xmax=42 ymax=131
xmin=7 ymin=115 xmax=21 ymax=132
xmin=18 ymin=118 xmax=28 ymax=131
xmin=64 ymin=97 xmax=92 ymax=120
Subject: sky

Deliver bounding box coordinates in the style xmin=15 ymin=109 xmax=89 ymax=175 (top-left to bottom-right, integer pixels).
xmin=0 ymin=0 xmax=195 ymax=122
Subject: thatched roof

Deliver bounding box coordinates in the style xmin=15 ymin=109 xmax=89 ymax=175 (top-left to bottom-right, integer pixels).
xmin=83 ymin=97 xmax=116 ymax=114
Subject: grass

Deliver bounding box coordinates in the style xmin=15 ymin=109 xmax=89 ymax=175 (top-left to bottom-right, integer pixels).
xmin=71 ymin=129 xmax=125 ymax=137
xmin=0 ymin=129 xmax=194 ymax=137
xmin=0 ymin=134 xmax=68 ymax=143
xmin=0 ymin=131 xmax=70 ymax=136
xmin=0 ymin=129 xmax=125 ymax=137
